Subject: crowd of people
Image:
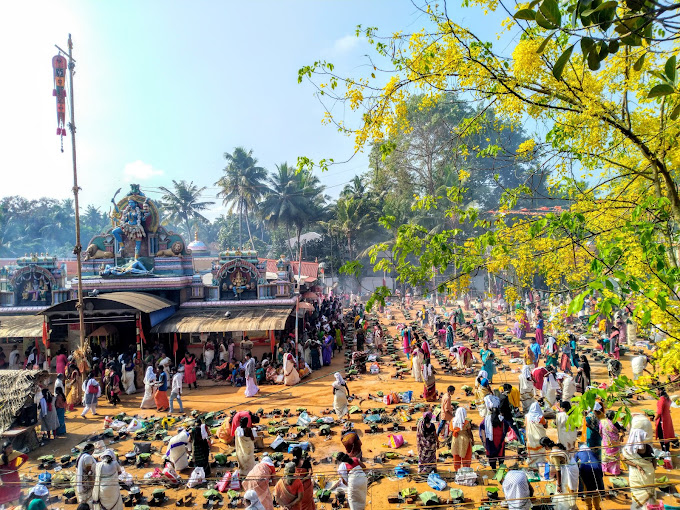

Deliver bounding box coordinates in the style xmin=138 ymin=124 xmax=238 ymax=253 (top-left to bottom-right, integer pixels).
xmin=0 ymin=290 xmax=676 ymax=510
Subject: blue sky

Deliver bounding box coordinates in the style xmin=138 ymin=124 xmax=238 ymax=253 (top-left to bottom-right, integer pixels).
xmin=1 ymin=1 xmax=507 ymax=219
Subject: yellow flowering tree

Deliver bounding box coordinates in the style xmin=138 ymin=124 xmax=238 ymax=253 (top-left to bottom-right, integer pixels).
xmin=299 ymin=1 xmax=680 ymax=374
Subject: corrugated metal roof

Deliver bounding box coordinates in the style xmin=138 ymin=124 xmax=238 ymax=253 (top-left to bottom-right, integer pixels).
xmin=0 ymin=315 xmax=43 ymax=338
xmin=40 ymin=291 xmax=175 ymax=315
xmin=150 ymin=306 xmax=293 ymax=334
xmin=97 ymin=292 xmax=174 ymax=313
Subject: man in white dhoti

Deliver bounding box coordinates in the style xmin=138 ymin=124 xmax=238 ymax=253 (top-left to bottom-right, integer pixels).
xmin=75 ymin=443 xmax=96 ymax=504
xmin=243 ymin=354 xmax=259 ymax=398
xmin=164 ymin=428 xmax=191 ymax=471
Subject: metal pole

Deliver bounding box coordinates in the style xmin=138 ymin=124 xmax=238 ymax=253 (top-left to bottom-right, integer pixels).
xmin=294 ymin=243 xmax=302 ymax=368
xmin=66 ymin=34 xmax=86 ymax=348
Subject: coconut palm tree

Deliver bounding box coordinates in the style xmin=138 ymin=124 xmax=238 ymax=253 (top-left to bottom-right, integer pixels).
xmin=159 ymin=180 xmax=215 ymax=240
xmin=215 ymin=147 xmax=268 ymax=249
xmin=329 ymin=196 xmax=376 ymax=260
xmin=259 ymin=163 xmax=326 ymax=259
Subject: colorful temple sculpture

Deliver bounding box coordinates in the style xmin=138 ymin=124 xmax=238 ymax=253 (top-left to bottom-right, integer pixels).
xmin=0 ymin=184 xmax=321 ymax=367
xmin=0 ymin=254 xmax=70 ymax=366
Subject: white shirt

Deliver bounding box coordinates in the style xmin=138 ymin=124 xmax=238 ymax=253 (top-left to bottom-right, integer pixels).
xmin=171 ymin=373 xmax=183 ymax=394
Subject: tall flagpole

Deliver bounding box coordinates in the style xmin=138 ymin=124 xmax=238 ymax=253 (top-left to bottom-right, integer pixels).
xmin=56 ymin=34 xmax=86 ymax=348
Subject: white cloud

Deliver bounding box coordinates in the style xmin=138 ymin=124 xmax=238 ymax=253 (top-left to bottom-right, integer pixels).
xmin=123 ymin=160 xmax=163 ymax=182
xmin=332 ymin=34 xmax=364 ymax=54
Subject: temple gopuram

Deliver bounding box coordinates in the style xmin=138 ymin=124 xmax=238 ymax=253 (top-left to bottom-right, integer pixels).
xmin=0 ymin=184 xmax=321 ymax=366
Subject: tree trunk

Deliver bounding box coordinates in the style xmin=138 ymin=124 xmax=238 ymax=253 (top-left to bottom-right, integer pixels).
xmin=238 ymin=201 xmax=243 ymax=249
xmin=185 ymin=218 xmax=193 ymax=244
xmin=244 ymin=205 xmax=255 ymax=250
xmin=285 ymin=225 xmax=295 ymax=260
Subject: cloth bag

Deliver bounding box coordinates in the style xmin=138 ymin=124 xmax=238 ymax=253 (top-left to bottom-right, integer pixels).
xmin=387 ymin=434 xmax=404 ymax=448
xmin=427 ymin=472 xmax=447 ymax=491
xmin=187 ymin=467 xmax=206 ymax=488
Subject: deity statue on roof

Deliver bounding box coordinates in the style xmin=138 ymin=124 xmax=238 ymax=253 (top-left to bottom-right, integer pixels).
xmin=110 ymin=185 xmax=151 ymax=259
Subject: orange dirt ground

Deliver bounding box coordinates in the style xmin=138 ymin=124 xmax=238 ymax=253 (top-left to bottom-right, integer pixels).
xmin=16 ymin=301 xmax=680 ymax=510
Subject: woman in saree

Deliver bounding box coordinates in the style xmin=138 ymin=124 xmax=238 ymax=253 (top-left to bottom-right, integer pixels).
xmin=92 ymin=449 xmax=123 ymax=510
xmin=544 ymin=336 xmax=558 ymax=368
xmin=655 ymin=386 xmax=675 ymax=453
xmin=242 ymin=456 xmax=276 ymax=510
xmin=525 ymin=402 xmax=547 ymax=467
xmin=140 ymin=365 xmax=156 ymax=409
xmin=417 ymin=412 xmax=438 ymax=474
xmin=445 ymin=323 xmax=455 ymax=348
xmin=0 ymin=441 xmax=28 ymax=506
xmin=402 ymin=327 xmax=412 ymax=359
xmin=585 ymin=403 xmax=603 ymax=460
xmin=475 ymin=370 xmax=492 ymax=419
xmin=235 ymin=416 xmax=256 ymax=477
xmin=333 ymin=453 xmax=367 ymax=510
xmin=283 ymin=353 xmax=300 ymax=386
xmin=622 ymin=427 xmax=657 ymax=510
xmin=485 ymin=320 xmax=495 ymax=343
xmin=575 ymin=355 xmax=591 ymax=394
xmin=180 ymin=351 xmax=198 ymax=389
xmin=192 ymin=419 xmax=211 ymax=476
xmin=65 ymin=360 xmax=82 ymax=411
xmin=541 ymin=438 xmax=578 ymax=510
xmin=411 ymin=345 xmax=424 ymax=382
xmin=275 ymin=462 xmax=304 ymax=510
xmin=422 ymin=359 xmax=438 ymax=402
xmin=518 ymin=365 xmax=535 ymax=413
xmin=450 ymin=407 xmax=473 ymax=470
xmin=534 ymin=317 xmax=544 ymax=346
xmin=322 ymin=334 xmax=333 ymax=366
xmin=599 ymin=410 xmax=623 ymax=475
xmin=121 ymin=358 xmax=136 ymax=394
xmin=480 ymin=344 xmax=496 ymax=383
xmin=332 ymin=372 xmax=349 ymax=420
xmin=292 ymin=447 xmax=315 ymax=510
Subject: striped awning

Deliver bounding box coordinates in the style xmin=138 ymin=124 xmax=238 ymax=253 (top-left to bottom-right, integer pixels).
xmin=150 ymin=306 xmax=293 ymax=334
xmin=0 ymin=315 xmax=44 ymax=338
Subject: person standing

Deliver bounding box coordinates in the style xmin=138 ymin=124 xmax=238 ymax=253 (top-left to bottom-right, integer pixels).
xmin=8 ymin=346 xmax=20 ymax=370
xmin=585 ymin=403 xmax=603 ymax=460
xmin=180 ymin=351 xmax=198 ymax=389
xmin=499 ymin=383 xmax=522 ymax=442
xmin=235 ymin=417 xmax=256 ymax=477
xmin=450 ymin=407 xmax=473 ymax=470
xmin=574 ymin=444 xmax=605 ymax=510
xmin=479 ymin=396 xmax=508 ymax=470
xmin=480 ymin=344 xmax=496 ymax=383
xmin=556 ymin=401 xmax=578 ymax=451
xmin=54 ymin=386 xmax=67 ymax=436
xmin=422 ymin=359 xmax=438 ymax=402
xmin=203 ymin=340 xmax=215 ymax=377
xmin=75 ymin=443 xmax=96 ymax=505
xmin=243 ymin=353 xmax=259 ymax=398
xmin=417 ymin=412 xmax=438 ymax=474
xmin=525 ymin=403 xmax=547 ymax=467
xmin=0 ymin=441 xmax=28 ymax=506
xmin=169 ymin=368 xmax=184 ymax=414
xmin=599 ymin=410 xmax=623 ymax=475
xmin=332 ymin=373 xmax=349 ymax=421
xmin=655 ymin=386 xmax=675 ymax=453
xmin=81 ymin=373 xmax=100 ymax=417
xmin=55 ymin=348 xmax=68 ymax=376
xmin=518 ymin=365 xmax=535 ymax=413
xmin=121 ymin=358 xmax=136 ymax=395
xmin=154 ymin=366 xmax=170 ymax=412
xmin=411 ymin=345 xmax=424 ymax=382
xmin=575 ymin=355 xmax=591 ymax=394
xmin=283 ymin=353 xmax=300 ymax=386
xmin=192 ymin=419 xmax=211 ymax=476
xmin=292 ymin=447 xmax=315 ymax=510
xmin=437 ymin=385 xmax=455 ymax=437
xmin=92 ymin=449 xmax=122 ymax=510
xmin=140 ymin=365 xmax=156 ymax=409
